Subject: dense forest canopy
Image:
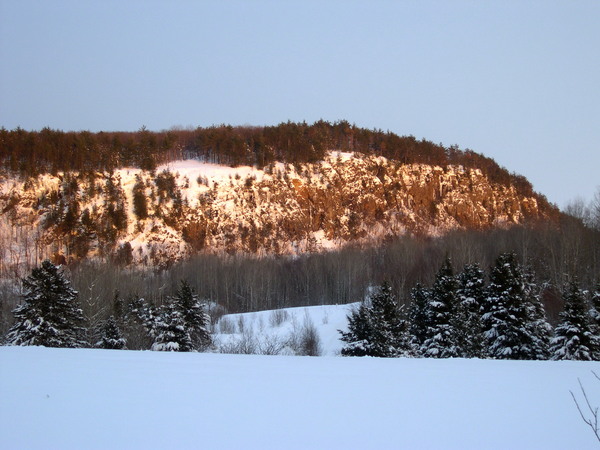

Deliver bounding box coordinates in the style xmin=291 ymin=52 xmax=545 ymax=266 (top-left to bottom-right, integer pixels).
xmin=0 ymin=120 xmax=547 ymax=207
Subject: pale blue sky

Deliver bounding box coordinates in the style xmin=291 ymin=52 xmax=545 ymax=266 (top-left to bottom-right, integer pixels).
xmin=1 ymin=1 xmax=598 ymax=207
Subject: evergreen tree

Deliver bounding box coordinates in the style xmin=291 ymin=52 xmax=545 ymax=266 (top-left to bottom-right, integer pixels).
xmin=481 ymin=253 xmax=544 ymax=360
xmin=95 ymin=315 xmax=127 ymax=350
xmin=340 ymin=281 xmax=410 ymax=357
xmin=455 ymin=263 xmax=486 ymax=358
xmin=132 ymin=174 xmax=148 ymax=220
xmin=170 ymin=280 xmax=211 ymax=351
xmin=5 ymin=260 xmax=87 ymax=348
xmin=589 ymin=282 xmax=600 ymax=331
xmin=407 ymin=283 xmax=430 ymax=356
xmin=339 ymin=301 xmax=373 ymax=357
xmin=550 ymin=280 xmax=600 ymax=361
xmin=151 ymin=303 xmax=193 ymax=352
xmin=590 ymin=283 xmax=600 ymax=360
xmin=522 ymin=267 xmax=552 ymax=359
xmin=422 ymin=258 xmax=460 ymax=358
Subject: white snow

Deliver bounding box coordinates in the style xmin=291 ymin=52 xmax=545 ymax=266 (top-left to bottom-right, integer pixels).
xmin=2 ymin=298 xmax=600 ymax=450
xmin=1 ymin=346 xmax=599 ymax=449
xmin=214 ymin=304 xmax=355 ymax=355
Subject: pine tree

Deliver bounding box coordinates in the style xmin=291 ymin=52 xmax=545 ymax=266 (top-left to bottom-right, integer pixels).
xmin=5 ymin=260 xmax=87 ymax=348
xmin=455 ymin=263 xmax=486 ymax=358
xmin=422 ymin=258 xmax=460 ymax=358
xmin=407 ymin=283 xmax=430 ymax=356
xmin=170 ymin=280 xmax=211 ymax=351
xmin=96 ymin=315 xmax=127 ymax=350
xmin=340 ymin=281 xmax=409 ymax=357
xmin=482 ymin=253 xmax=545 ymax=360
xmin=550 ymin=280 xmax=600 ymax=361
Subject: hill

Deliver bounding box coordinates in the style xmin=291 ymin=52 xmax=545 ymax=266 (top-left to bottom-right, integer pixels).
xmin=0 ymin=148 xmax=558 ymax=274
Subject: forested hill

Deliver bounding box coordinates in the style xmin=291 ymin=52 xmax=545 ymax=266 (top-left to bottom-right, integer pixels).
xmin=0 ymin=120 xmax=551 ymax=209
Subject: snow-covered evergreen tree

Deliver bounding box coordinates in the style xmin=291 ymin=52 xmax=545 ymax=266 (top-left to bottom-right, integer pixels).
xmin=339 ymin=301 xmax=373 ymax=357
xmin=481 ymin=253 xmax=546 ymax=360
xmin=590 ymin=283 xmax=600 ymax=360
xmin=151 ymin=303 xmax=193 ymax=352
xmin=455 ymin=263 xmax=486 ymax=358
xmin=340 ymin=281 xmax=410 ymax=357
xmin=5 ymin=260 xmax=87 ymax=348
xmin=550 ymin=280 xmax=600 ymax=361
xmin=95 ymin=315 xmax=127 ymax=350
xmin=422 ymin=258 xmax=460 ymax=358
xmin=407 ymin=283 xmax=430 ymax=356
xmin=522 ymin=267 xmax=552 ymax=359
xmin=589 ymin=282 xmax=600 ymax=330
xmin=170 ymin=280 xmax=211 ymax=351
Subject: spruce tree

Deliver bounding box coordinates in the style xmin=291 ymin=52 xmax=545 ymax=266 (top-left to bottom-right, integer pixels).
xmin=96 ymin=315 xmax=127 ymax=350
xmin=550 ymin=280 xmax=600 ymax=361
xmin=422 ymin=258 xmax=460 ymax=358
xmin=407 ymin=283 xmax=430 ymax=356
xmin=170 ymin=280 xmax=211 ymax=351
xmin=522 ymin=267 xmax=552 ymax=359
xmin=482 ymin=253 xmax=546 ymax=360
xmin=589 ymin=282 xmax=600 ymax=331
xmin=455 ymin=263 xmax=486 ymax=358
xmin=339 ymin=301 xmax=373 ymax=357
xmin=152 ymin=303 xmax=193 ymax=352
xmin=340 ymin=281 xmax=409 ymax=357
xmin=5 ymin=260 xmax=87 ymax=348
xmin=590 ymin=283 xmax=600 ymax=360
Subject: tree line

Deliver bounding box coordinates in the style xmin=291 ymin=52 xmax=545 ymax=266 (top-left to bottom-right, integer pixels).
xmin=341 ymin=254 xmax=600 ymax=361
xmin=1 ymin=219 xmax=598 ymax=338
xmin=0 ymin=121 xmax=550 ymax=208
xmin=3 ymin=260 xmax=211 ymax=352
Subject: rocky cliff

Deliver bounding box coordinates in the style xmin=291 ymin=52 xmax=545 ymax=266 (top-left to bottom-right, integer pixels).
xmin=0 ymin=151 xmax=556 ymax=273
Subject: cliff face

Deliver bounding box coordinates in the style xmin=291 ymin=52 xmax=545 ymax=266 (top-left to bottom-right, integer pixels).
xmin=0 ymin=152 xmax=555 ymax=272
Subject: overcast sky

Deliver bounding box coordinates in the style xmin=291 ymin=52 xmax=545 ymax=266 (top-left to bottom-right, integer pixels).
xmin=1 ymin=1 xmax=598 ymax=207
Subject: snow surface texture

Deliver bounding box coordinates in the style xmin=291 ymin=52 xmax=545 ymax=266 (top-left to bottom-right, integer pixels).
xmin=1 ymin=346 xmax=599 ymax=449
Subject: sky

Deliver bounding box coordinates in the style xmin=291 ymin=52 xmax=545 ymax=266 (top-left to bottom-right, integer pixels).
xmin=0 ymin=1 xmax=598 ymax=207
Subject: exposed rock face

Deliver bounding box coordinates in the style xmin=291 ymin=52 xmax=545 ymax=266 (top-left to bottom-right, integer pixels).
xmin=0 ymin=152 xmax=555 ymax=272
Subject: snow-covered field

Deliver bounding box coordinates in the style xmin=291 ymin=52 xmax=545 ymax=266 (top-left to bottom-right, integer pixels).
xmin=1 ymin=345 xmax=599 ymax=449
xmin=213 ymin=303 xmax=354 ymax=356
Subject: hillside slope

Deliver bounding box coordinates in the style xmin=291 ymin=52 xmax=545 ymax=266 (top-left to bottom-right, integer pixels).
xmin=0 ymin=151 xmax=556 ymax=273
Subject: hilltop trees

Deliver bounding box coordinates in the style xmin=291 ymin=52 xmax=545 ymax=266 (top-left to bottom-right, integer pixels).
xmin=5 ymin=260 xmax=87 ymax=348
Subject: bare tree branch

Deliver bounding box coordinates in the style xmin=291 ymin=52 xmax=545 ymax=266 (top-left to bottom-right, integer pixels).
xmin=571 ymin=374 xmax=600 ymax=443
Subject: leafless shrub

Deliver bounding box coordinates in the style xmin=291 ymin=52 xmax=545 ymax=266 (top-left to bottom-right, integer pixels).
xmin=269 ymin=309 xmax=289 ymax=327
xmin=218 ymin=317 xmax=236 ymax=334
xmin=257 ymin=334 xmax=286 ymax=355
xmin=287 ymin=313 xmax=321 ymax=356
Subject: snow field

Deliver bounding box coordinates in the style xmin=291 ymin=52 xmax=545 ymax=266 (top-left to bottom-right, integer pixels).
xmin=1 ymin=346 xmax=599 ymax=449
xmin=214 ymin=303 xmax=355 ymax=356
